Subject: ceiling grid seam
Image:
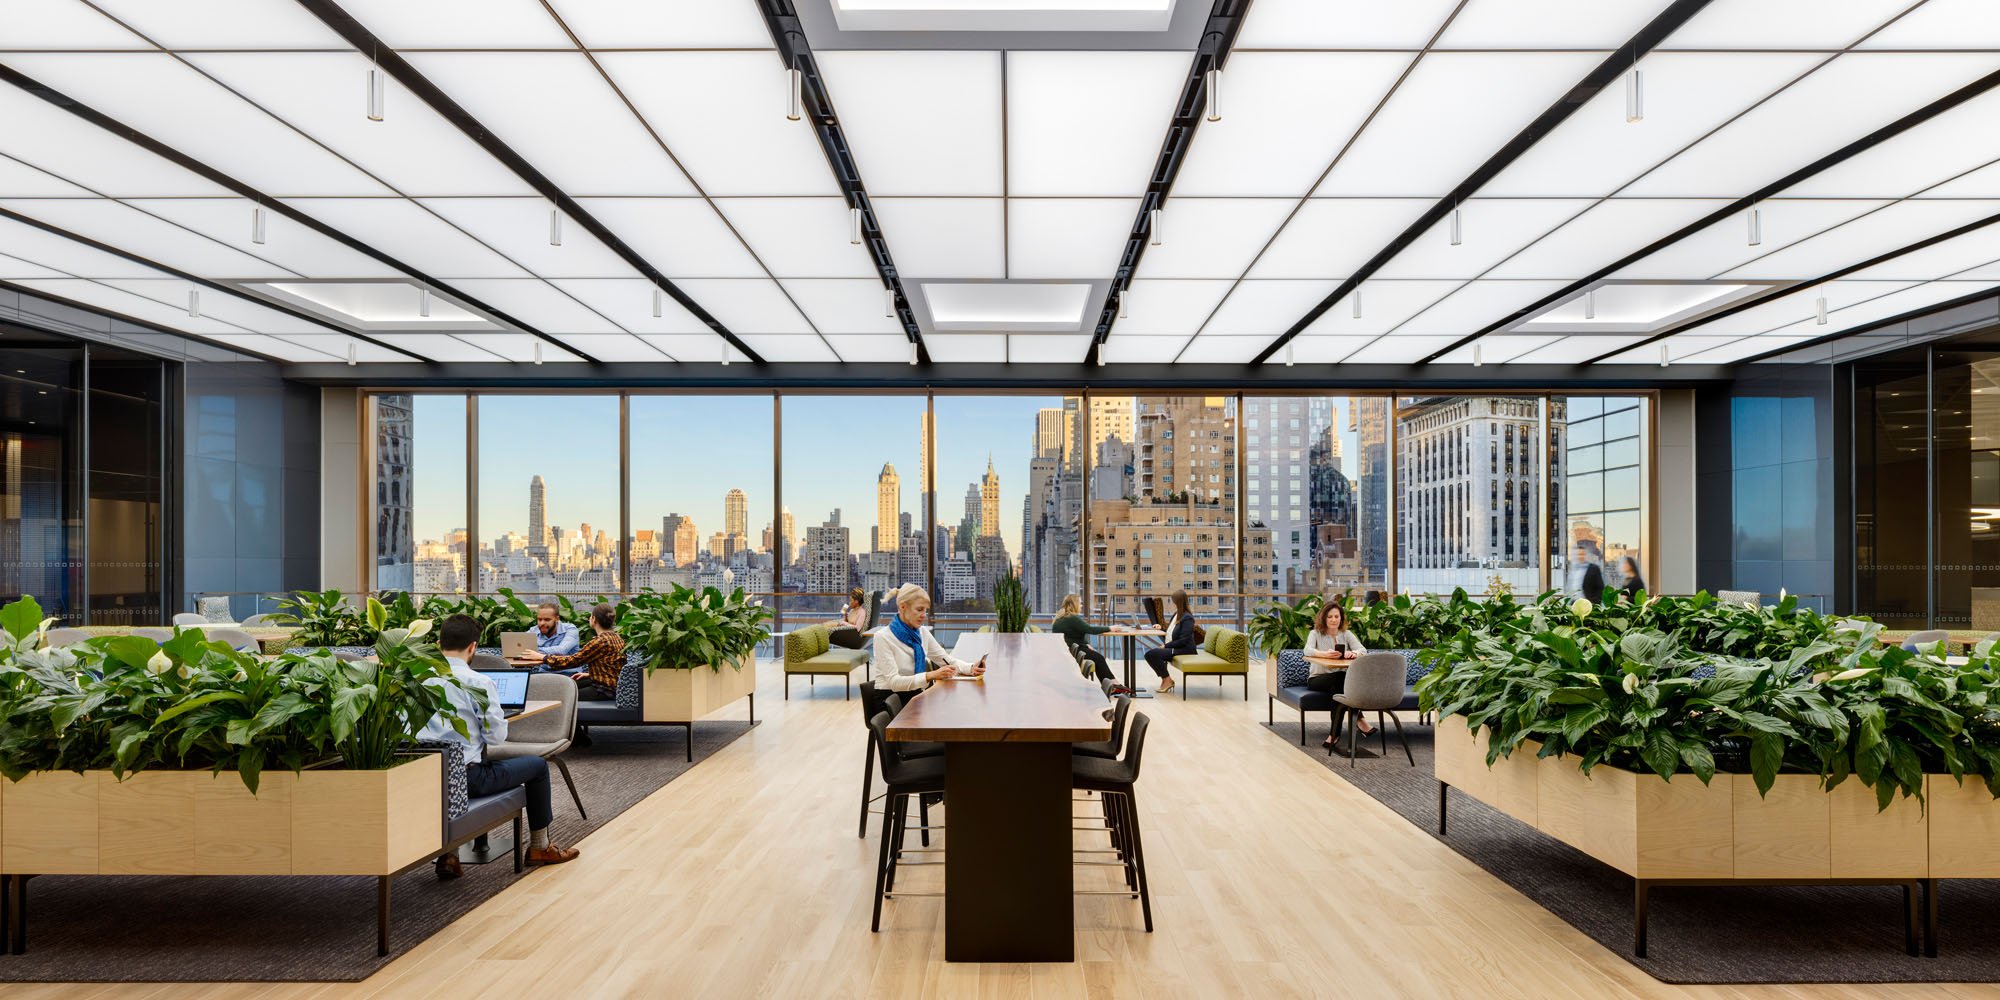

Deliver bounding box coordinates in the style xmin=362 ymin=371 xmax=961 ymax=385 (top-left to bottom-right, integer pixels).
xmin=1247 ymin=0 xmax=1719 ymax=366
xmin=1162 ymin=0 xmax=1468 ymax=363
xmin=532 ymin=0 xmax=838 ymax=363
xmin=1086 ymin=0 xmax=1252 ymax=362
xmin=759 ymin=0 xmax=929 ymax=363
xmin=295 ymin=0 xmax=766 ymax=365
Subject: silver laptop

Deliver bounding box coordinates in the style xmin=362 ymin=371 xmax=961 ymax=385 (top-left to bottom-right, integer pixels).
xmin=499 ymin=631 xmax=536 ymax=660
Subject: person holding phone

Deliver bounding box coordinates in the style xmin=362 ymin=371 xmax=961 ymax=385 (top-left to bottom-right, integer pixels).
xmin=1303 ymin=602 xmax=1373 ymax=748
xmin=870 ymin=583 xmax=986 ymax=692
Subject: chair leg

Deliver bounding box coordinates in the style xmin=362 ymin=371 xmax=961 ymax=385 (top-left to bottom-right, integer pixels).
xmin=377 ymin=875 xmax=391 ymax=957
xmin=1268 ymin=695 xmax=1273 ymax=727
xmin=1114 ymin=794 xmax=1137 ymax=894
xmin=1349 ymin=710 xmax=1360 ymax=768
xmin=920 ymin=796 xmax=931 ymax=848
xmin=1377 ymin=712 xmax=1389 ymax=758
xmin=859 ymin=739 xmax=876 ymax=838
xmin=1299 ymin=710 xmax=1306 ymax=746
xmin=886 ymin=794 xmax=907 ymax=893
xmin=685 ymin=723 xmax=693 ymax=763
xmin=749 ymin=692 xmax=755 ymax=724
xmin=871 ymin=791 xmax=897 ymax=932
xmin=553 ymin=756 xmax=587 ymax=819
xmin=513 ymin=812 xmax=524 ymax=873
xmin=846 ymin=676 xmax=851 ymax=700
xmin=1391 ymin=713 xmax=1415 ymax=766
xmin=1124 ymin=790 xmax=1153 ymax=933
xmin=1243 ymin=673 xmax=1249 ymax=700
xmin=784 ymin=674 xmax=790 ymax=700
xmin=10 ymin=875 xmax=24 ymax=955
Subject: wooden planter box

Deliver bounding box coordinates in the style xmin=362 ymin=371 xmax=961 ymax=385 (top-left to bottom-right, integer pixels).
xmin=1435 ymin=718 xmax=1988 ymax=879
xmin=1 ymin=754 xmax=442 ymax=877
xmin=643 ymin=652 xmax=757 ymax=723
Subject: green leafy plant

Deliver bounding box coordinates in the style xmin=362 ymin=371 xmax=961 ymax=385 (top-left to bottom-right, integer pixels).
xmin=270 ymin=589 xmax=368 ymax=646
xmin=993 ymin=573 xmax=1030 ymax=633
xmin=1248 ymin=594 xmax=1323 ymax=658
xmin=0 ymin=595 xmax=466 ymax=792
xmin=620 ymin=585 xmax=772 ymax=674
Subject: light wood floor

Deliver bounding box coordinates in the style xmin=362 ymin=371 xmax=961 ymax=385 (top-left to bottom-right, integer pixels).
xmin=7 ymin=664 xmax=1997 ymax=1000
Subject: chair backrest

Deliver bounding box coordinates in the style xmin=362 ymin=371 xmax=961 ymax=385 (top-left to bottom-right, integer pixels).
xmin=1119 ymin=712 xmax=1151 ymax=783
xmin=785 ymin=624 xmax=830 ymax=664
xmin=205 ymin=628 xmax=261 ymax=653
xmin=333 ymin=649 xmax=370 ymax=662
xmin=1341 ymin=652 xmax=1408 ymax=708
xmin=1104 ymin=694 xmax=1131 ymax=751
xmin=513 ymin=671 xmax=580 ymax=745
xmin=1903 ymin=629 xmax=1950 ymax=652
xmin=240 ymin=612 xmax=277 ymax=628
xmin=1203 ymin=626 xmax=1248 ymax=664
xmin=469 ymin=651 xmax=510 ymax=671
xmin=42 ymin=627 xmax=89 ymax=648
xmin=171 ymin=612 xmax=209 ymax=627
xmin=866 ymin=590 xmax=884 ymax=629
xmin=130 ymin=627 xmax=173 ymax=642
xmin=195 ymin=596 xmax=234 ymax=623
xmin=860 ymin=679 xmax=894 ymax=725
xmin=1144 ymin=597 xmax=1164 ymax=629
xmin=1715 ymin=589 xmax=1759 ymax=607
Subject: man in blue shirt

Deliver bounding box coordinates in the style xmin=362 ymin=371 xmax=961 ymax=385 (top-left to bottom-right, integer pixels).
xmin=523 ymin=601 xmax=579 ymax=659
xmin=422 ymin=613 xmax=579 ymax=877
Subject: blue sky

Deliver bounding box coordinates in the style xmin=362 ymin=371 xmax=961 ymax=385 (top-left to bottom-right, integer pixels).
xmin=411 ymin=393 xmax=1062 ymax=562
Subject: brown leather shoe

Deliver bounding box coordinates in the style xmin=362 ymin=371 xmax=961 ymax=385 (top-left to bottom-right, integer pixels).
xmin=525 ymin=844 xmax=580 ymax=867
xmin=435 ymin=853 xmax=463 ymax=880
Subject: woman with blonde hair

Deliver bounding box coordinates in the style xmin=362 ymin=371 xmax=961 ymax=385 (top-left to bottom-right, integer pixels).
xmin=870 ymin=583 xmax=985 ymax=693
xmin=1052 ymin=593 xmax=1117 ymax=684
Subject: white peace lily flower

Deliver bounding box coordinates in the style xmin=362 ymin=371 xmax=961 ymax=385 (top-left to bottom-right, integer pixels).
xmin=176 ymin=664 xmax=192 ymax=680
xmin=1621 ymin=673 xmax=1639 ymax=695
xmin=1812 ymin=671 xmax=1832 ymax=684
xmin=407 ymin=618 xmax=433 ymax=639
xmin=145 ymin=650 xmax=172 ymax=675
xmin=1571 ymin=598 xmax=1593 ymax=619
xmin=233 ymin=668 xmax=248 ymax=682
xmin=1831 ymin=667 xmax=1874 ymax=682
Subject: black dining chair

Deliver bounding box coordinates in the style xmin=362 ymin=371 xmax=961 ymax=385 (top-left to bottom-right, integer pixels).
xmin=868 ymin=710 xmax=947 ymax=932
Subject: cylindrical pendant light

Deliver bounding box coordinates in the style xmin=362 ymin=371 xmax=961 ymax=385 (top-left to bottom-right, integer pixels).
xmin=722 ymin=342 xmax=730 ymax=366
xmin=850 ymin=206 xmax=863 ymax=245
xmin=1747 ymin=207 xmax=1762 ymax=247
xmin=1204 ymin=68 xmax=1220 ymax=122
xmin=1472 ymin=343 xmax=1483 ymax=367
xmin=1117 ymin=289 xmax=1128 ymax=320
xmin=250 ymin=205 xmax=267 ymax=245
xmin=1583 ymin=290 xmax=1596 ymax=320
xmin=1815 ymin=296 xmax=1829 ymax=325
xmin=908 ymin=341 xmax=919 ymax=366
xmin=347 ymin=342 xmax=358 ymax=366
xmin=1285 ymin=343 xmax=1294 ymax=367
xmin=787 ymin=67 xmax=803 ymax=122
xmin=885 ymin=286 xmax=896 ymax=318
xmin=533 ymin=341 xmax=544 ymax=365
xmin=1659 ymin=345 xmax=1670 ymax=368
xmin=548 ymin=209 xmax=562 ymax=247
xmin=187 ymin=288 xmax=200 ymax=318
xmin=1352 ymin=287 xmax=1363 ymax=319
xmin=1625 ymin=69 xmax=1643 ymax=124
xmin=652 ymin=287 xmax=663 ymax=318
xmin=1450 ymin=206 xmax=1463 ymax=247
xmin=419 ymin=288 xmax=431 ymax=318
xmin=1148 ymin=207 xmax=1162 ymax=247
xmin=366 ymin=67 xmax=385 ymax=122
xmin=1096 ymin=342 xmax=1105 ymax=367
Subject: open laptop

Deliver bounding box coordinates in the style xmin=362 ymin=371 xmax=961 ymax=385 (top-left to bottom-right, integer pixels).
xmin=498 ymin=631 xmax=536 ymax=661
xmin=476 ymin=668 xmax=531 ymax=717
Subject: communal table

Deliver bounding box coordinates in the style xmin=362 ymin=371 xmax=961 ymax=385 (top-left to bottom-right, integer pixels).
xmin=1107 ymin=626 xmax=1164 ymax=697
xmin=886 ymin=632 xmax=1112 ymax=962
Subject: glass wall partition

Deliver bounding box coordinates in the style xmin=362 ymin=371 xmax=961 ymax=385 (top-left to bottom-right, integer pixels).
xmin=86 ymin=353 xmax=165 ymax=624
xmin=475 ymin=395 xmax=621 ymax=597
xmin=1556 ymin=396 xmax=1650 ymax=599
xmin=1854 ymin=355 xmax=1931 ymax=626
xmin=1 ymin=343 xmax=86 ymax=622
xmin=628 ymin=395 xmax=774 ymax=598
xmin=778 ymin=395 xmax=927 ymax=623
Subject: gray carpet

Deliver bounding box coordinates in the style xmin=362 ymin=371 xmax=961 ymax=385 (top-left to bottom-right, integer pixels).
xmin=1264 ymin=715 xmax=2000 ymax=984
xmin=0 ymin=720 xmax=756 ymax=983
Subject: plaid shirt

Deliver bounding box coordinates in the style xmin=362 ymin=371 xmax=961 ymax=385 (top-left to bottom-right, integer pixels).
xmin=545 ymin=632 xmax=626 ymax=690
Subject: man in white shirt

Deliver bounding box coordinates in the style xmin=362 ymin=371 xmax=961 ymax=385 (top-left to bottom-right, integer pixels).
xmin=424 ymin=613 xmax=579 ymax=876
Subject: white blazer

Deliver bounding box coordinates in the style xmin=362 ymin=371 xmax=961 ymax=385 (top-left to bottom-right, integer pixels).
xmin=870 ymin=625 xmax=973 ymax=692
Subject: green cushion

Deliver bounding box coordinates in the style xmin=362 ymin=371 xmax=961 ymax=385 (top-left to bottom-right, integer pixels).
xmin=785 ymin=625 xmax=830 ymax=664
xmin=1209 ymin=627 xmax=1248 ymax=665
xmin=1171 ymin=652 xmax=1241 ymax=674
xmin=789 ymin=648 xmax=869 ymax=673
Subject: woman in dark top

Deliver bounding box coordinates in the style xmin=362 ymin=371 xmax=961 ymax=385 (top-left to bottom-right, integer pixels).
xmin=1619 ymin=556 xmax=1647 ymax=601
xmin=1052 ymin=593 xmax=1117 ymax=684
xmin=1142 ymin=590 xmax=1198 ymax=694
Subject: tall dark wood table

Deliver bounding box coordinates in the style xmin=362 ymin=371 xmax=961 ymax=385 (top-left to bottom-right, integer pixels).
xmin=885 ymin=632 xmax=1111 ymax=962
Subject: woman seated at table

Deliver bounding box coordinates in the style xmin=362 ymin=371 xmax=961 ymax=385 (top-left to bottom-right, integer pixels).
xmin=870 ymin=583 xmax=985 ymax=693
xmin=537 ymin=602 xmax=625 ymax=700
xmin=1141 ymin=590 xmax=1199 ymax=694
xmin=1052 ymin=593 xmax=1117 ymax=684
xmin=1305 ymin=602 xmax=1373 ymax=748
xmin=825 ymin=587 xmax=870 ymax=649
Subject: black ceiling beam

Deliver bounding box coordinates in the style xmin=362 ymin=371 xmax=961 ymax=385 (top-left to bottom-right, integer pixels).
xmin=1458 ymin=70 xmax=2000 ymax=368
xmin=0 ymin=206 xmax=426 ymax=364
xmin=296 ymin=0 xmax=763 ymax=366
xmin=1592 ymin=208 xmax=2000 ymax=365
xmin=758 ymin=1 xmax=928 ymax=363
xmin=1246 ymin=0 xmax=1715 ymax=367
xmin=1089 ymin=0 xmax=1252 ymax=357
xmin=280 ymin=359 xmax=1734 ymax=390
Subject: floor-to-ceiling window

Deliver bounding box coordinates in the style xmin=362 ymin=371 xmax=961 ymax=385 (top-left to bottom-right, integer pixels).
xmin=1556 ymin=396 xmax=1650 ymax=598
xmin=1855 ymin=356 xmax=1930 ymax=626
xmin=86 ymin=353 xmax=165 ymax=624
xmin=629 ymin=394 xmax=774 ymax=598
xmin=475 ymin=395 xmax=621 ymax=597
xmin=373 ymin=394 xmax=467 ymax=596
xmin=1395 ymin=396 xmax=1546 ymax=596
xmin=778 ymin=394 xmax=927 ymax=624
xmin=1243 ymin=395 xmax=1391 ymax=605
xmin=930 ymin=394 xmax=1072 ymax=621
xmin=0 ymin=341 xmax=85 ymax=622
xmin=1085 ymin=395 xmax=1241 ymax=623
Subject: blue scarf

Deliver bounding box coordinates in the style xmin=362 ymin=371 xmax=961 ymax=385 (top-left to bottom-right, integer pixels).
xmin=889 ymin=615 xmax=926 ymax=676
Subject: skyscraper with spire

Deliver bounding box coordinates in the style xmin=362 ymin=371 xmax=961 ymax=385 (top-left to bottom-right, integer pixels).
xmin=980 ymin=456 xmax=1001 ymax=537
xmin=875 ymin=463 xmax=900 ymax=554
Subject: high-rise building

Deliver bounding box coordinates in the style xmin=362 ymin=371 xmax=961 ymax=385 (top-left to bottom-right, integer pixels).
xmin=876 ymin=462 xmax=900 ymax=555
xmin=1136 ymin=397 xmax=1235 ymax=505
xmin=374 ymin=394 xmax=414 ymax=591
xmin=661 ymin=513 xmax=699 ymax=568
xmin=804 ymin=510 xmax=851 ymax=596
xmin=958 ymin=484 xmax=980 ymax=559
xmin=1036 ymin=407 xmax=1069 ymax=462
xmin=980 ymin=456 xmax=1001 ymax=537
xmin=724 ymin=488 xmax=748 ymax=540
xmin=1395 ymin=396 xmax=1547 ymax=593
xmin=1351 ymin=397 xmax=1391 ymax=587
xmin=528 ymin=475 xmax=548 ymax=549
xmin=1089 ymin=396 xmax=1134 ymax=473
xmin=1244 ymin=397 xmax=1311 ymax=591
xmin=1088 ymin=496 xmax=1272 ymax=618
xmin=917 ymin=409 xmax=934 ymax=534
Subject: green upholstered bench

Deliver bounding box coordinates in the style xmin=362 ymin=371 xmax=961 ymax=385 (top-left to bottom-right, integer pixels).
xmin=1170 ymin=626 xmax=1251 ymax=700
xmin=783 ymin=624 xmax=871 ymax=700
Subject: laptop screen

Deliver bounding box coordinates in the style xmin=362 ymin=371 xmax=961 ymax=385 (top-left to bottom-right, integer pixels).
xmin=478 ymin=670 xmax=530 ymax=710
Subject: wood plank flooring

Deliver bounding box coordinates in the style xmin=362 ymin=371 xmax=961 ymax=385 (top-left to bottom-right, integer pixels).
xmin=6 ymin=663 xmax=1996 ymax=999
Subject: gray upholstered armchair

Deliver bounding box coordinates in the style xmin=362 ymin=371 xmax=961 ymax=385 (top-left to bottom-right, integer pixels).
xmin=487 ymin=672 xmax=587 ymax=818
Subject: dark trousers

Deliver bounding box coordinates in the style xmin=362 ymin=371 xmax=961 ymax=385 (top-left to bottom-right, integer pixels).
xmin=466 ymin=756 xmax=554 ymax=831
xmin=1079 ymin=646 xmax=1116 ymax=683
xmin=828 ymin=627 xmax=866 ymax=649
xmin=1306 ymin=672 xmax=1345 ymax=695
xmin=1143 ymin=647 xmax=1177 ymax=678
